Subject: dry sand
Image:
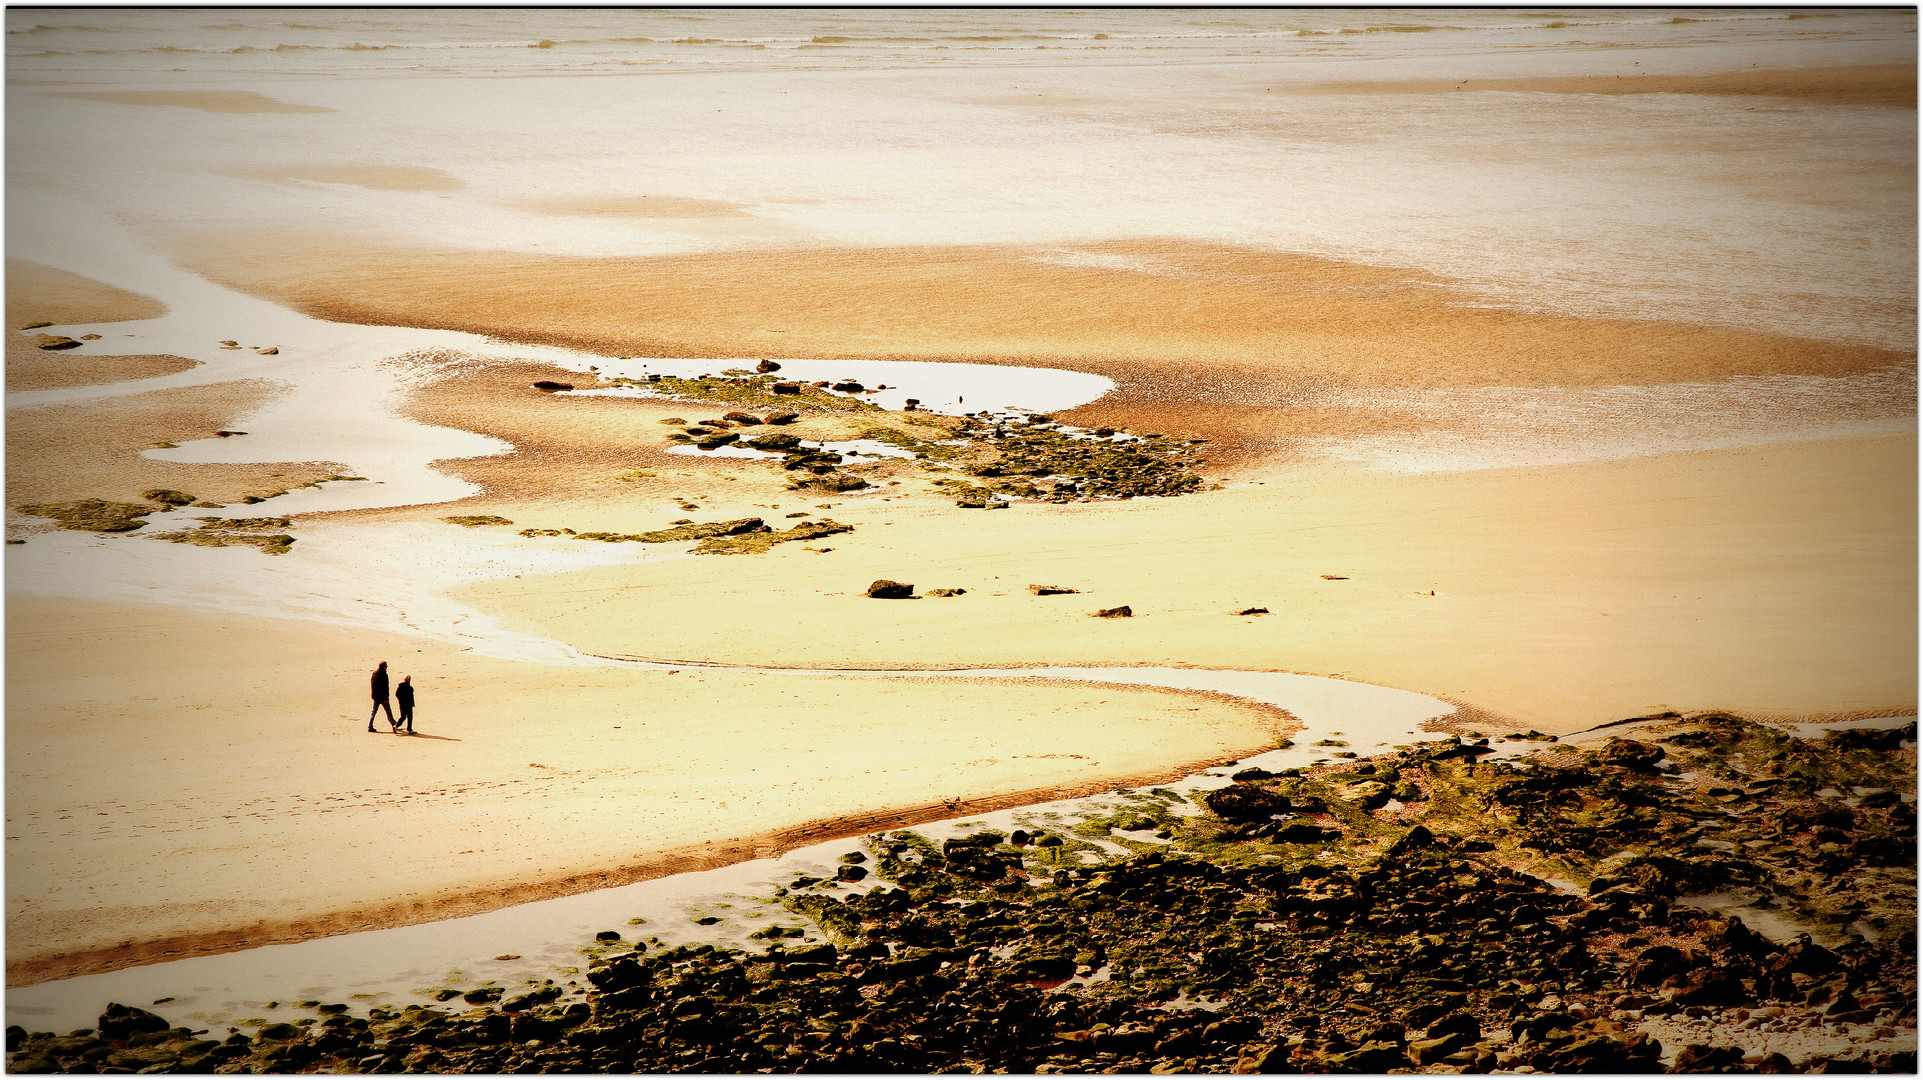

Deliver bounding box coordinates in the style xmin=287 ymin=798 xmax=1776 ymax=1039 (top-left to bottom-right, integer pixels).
xmin=4 ymin=597 xmax=1287 ymax=984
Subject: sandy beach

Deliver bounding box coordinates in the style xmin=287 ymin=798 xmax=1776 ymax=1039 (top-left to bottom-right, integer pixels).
xmin=5 ymin=7 xmax=1914 ymax=1015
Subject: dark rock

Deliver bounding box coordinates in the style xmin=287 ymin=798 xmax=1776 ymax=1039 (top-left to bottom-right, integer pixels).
xmin=832 ymin=381 xmax=865 ymax=393
xmin=757 ymin=360 xmax=782 ymax=373
xmin=140 ymin=489 xmax=196 ymax=506
xmin=1386 ymin=824 xmax=1436 ymax=856
xmin=1276 ymin=822 xmax=1337 ymax=843
xmin=32 ymin=334 xmax=80 ymax=350
xmin=1601 ymin=738 xmax=1665 ymax=769
xmin=745 ymin=432 xmax=803 ymax=452
xmin=96 ymin=1004 xmax=170 ymax=1041
xmin=723 ymin=411 xmax=763 ymax=425
xmin=771 ymin=383 xmax=803 ymax=395
xmin=1028 ymin=584 xmax=1079 ymax=596
xmin=1231 ymin=766 xmax=1275 ymax=783
xmin=531 ymin=380 xmax=574 ymax=391
xmin=1672 ymin=1043 xmax=1748 ymax=1071
xmin=837 ymin=864 xmax=869 ymax=882
xmin=867 ymin=579 xmax=915 ymax=599
xmin=1093 ymin=605 xmax=1132 ymax=618
xmin=1235 ymin=607 xmax=1269 ymax=615
xmin=1771 ymin=934 xmax=1843 ymax=977
xmin=926 ymin=588 xmax=966 ymax=597
xmin=694 ymin=432 xmax=740 ymax=449
xmin=1201 ymin=784 xmax=1291 ymax=822
xmin=1425 ymin=1011 xmax=1481 ymax=1041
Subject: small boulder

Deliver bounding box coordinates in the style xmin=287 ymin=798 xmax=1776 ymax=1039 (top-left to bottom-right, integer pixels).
xmin=1601 ymin=738 xmax=1665 ymax=770
xmin=97 ymin=1003 xmax=171 ymax=1041
xmin=32 ymin=334 xmax=80 ymax=350
xmin=756 ymin=359 xmax=782 ymax=373
xmin=1093 ymin=605 xmax=1132 ymax=618
xmin=723 ymin=411 xmax=763 ymax=426
xmin=771 ymin=382 xmax=802 ymax=395
xmin=926 ymin=588 xmax=966 ymax=597
xmin=255 ymin=346 xmax=278 ymax=355
xmin=745 ymin=432 xmax=803 ymax=452
xmin=1235 ymin=607 xmax=1269 ymax=616
xmin=532 ymin=380 xmax=574 ymax=391
xmin=867 ymin=579 xmax=915 ymax=599
xmin=1029 ymin=584 xmax=1079 ymax=596
xmin=766 ymin=411 xmax=800 ymax=424
xmin=1201 ymin=784 xmax=1291 ymax=822
xmin=832 ymin=380 xmax=864 ymax=393
xmin=80 ymin=333 xmax=102 ymax=340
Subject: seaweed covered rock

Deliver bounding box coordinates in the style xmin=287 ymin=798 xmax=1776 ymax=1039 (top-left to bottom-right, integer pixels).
xmin=1201 ymin=783 xmax=1291 ymax=822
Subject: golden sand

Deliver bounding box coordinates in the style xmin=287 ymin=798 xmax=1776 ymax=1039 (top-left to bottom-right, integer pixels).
xmin=227 ymin=165 xmax=464 ymax=192
xmin=5 ymin=597 xmax=1287 ymax=984
xmin=512 ymin=194 xmax=758 ymax=218
xmin=7 ymin=258 xmax=168 ymax=328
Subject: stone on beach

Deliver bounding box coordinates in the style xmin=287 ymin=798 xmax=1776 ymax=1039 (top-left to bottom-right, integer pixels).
xmin=866 ymin=579 xmax=915 ymax=599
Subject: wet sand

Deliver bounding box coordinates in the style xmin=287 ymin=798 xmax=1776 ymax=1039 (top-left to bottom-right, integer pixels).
xmin=1294 ymin=64 xmax=1917 ymax=109
xmin=168 ymin=236 xmax=1912 ymax=457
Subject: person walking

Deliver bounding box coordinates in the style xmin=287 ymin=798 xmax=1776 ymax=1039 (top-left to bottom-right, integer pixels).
xmin=396 ymin=675 xmax=415 ymax=734
xmin=368 ymin=661 xmax=397 ymax=732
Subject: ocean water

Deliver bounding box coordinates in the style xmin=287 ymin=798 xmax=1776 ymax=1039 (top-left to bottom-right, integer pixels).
xmin=7 ymin=7 xmax=1916 ymax=351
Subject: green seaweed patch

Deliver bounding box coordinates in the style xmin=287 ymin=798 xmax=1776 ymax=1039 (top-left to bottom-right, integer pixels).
xmin=947 ymin=417 xmax=1206 ymax=501
xmin=613 ymin=373 xmax=885 ymax=415
xmin=690 ymin=519 xmax=854 ymax=555
xmin=573 ymin=517 xmax=769 ymax=544
xmin=443 ymin=515 xmax=515 ymax=527
xmin=161 ymin=517 xmax=296 ymax=555
xmin=850 ymin=424 xmax=967 ymax=461
xmin=16 ymin=498 xmax=158 ymax=532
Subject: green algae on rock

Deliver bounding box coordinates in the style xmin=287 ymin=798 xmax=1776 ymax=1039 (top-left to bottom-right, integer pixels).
xmin=15 ymin=498 xmax=163 ymax=532
xmin=159 ymin=516 xmax=297 ymax=555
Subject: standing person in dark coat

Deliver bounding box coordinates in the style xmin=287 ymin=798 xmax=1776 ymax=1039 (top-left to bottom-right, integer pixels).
xmin=396 ymin=675 xmax=415 ymax=734
xmin=368 ymin=661 xmax=397 ymax=732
